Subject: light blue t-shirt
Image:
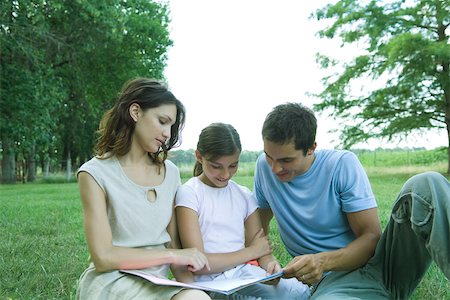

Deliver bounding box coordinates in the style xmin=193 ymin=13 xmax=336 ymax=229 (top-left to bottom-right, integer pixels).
xmin=254 ymin=149 xmax=377 ymax=257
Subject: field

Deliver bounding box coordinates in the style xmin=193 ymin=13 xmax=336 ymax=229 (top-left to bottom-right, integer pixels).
xmin=0 ymin=154 xmax=449 ymax=299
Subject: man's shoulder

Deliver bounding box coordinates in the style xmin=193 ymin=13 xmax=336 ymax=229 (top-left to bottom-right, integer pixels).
xmin=317 ymin=149 xmax=357 ymax=163
xmin=317 ymin=149 xmax=353 ymax=157
xmin=313 ymin=150 xmax=361 ymax=176
xmin=256 ymin=152 xmax=266 ymax=161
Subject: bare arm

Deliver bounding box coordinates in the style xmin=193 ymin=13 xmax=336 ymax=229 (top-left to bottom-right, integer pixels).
xmin=259 ymin=208 xmax=274 ymax=235
xmin=283 ymin=207 xmax=381 ymax=285
xmin=166 ymin=203 xmax=209 ymax=282
xmin=245 ymin=209 xmax=282 ymax=275
xmin=78 ymin=172 xmax=208 ymax=273
xmin=176 ymin=206 xmax=272 ymax=275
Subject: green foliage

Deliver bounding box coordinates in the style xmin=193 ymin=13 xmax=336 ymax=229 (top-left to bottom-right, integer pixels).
xmin=0 ymin=0 xmax=173 ymax=183
xmin=312 ymin=0 xmax=450 ymax=172
xmin=0 ymin=0 xmax=63 ymax=162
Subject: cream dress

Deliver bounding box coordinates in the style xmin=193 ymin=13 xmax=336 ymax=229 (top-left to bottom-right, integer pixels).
xmin=76 ymin=156 xmax=183 ymax=299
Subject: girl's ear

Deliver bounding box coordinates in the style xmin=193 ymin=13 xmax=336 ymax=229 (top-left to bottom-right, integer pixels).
xmin=129 ymin=103 xmax=140 ymax=122
xmin=195 ymin=150 xmax=203 ymax=163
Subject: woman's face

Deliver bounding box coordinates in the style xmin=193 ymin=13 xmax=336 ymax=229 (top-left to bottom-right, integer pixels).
xmin=197 ymin=151 xmax=240 ymax=188
xmin=133 ymin=104 xmax=177 ymax=154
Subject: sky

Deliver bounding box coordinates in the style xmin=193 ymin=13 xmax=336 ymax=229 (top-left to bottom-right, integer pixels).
xmin=164 ymin=0 xmax=447 ymax=151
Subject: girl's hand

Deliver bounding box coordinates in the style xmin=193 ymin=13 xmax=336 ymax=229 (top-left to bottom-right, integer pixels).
xmin=249 ymin=229 xmax=272 ymax=258
xmin=172 ymin=248 xmax=210 ymax=272
xmin=265 ymin=260 xmax=282 ymax=275
xmin=262 ymin=260 xmax=282 ymax=285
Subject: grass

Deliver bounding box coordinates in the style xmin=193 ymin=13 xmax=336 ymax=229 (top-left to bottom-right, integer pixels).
xmin=0 ymin=183 xmax=86 ymax=299
xmin=0 ymin=166 xmax=449 ymax=299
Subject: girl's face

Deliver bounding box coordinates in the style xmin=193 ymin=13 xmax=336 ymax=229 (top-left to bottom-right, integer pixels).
xmin=132 ymin=104 xmax=177 ymax=154
xmin=197 ymin=151 xmax=240 ymax=188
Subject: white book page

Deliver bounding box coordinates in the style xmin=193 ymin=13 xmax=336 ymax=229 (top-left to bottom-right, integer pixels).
xmin=120 ymin=269 xmax=284 ymax=295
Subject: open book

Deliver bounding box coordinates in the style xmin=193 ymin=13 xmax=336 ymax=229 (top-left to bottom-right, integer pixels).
xmin=121 ymin=269 xmax=284 ymax=295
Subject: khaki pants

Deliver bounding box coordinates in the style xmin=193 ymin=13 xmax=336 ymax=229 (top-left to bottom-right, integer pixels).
xmin=311 ymin=171 xmax=450 ymax=299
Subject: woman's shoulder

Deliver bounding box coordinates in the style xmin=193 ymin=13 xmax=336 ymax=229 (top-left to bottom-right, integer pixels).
xmin=77 ymin=156 xmax=118 ymax=186
xmin=164 ymin=159 xmax=180 ymax=176
xmin=79 ymin=155 xmax=116 ymax=171
xmin=164 ymin=159 xmax=177 ymax=169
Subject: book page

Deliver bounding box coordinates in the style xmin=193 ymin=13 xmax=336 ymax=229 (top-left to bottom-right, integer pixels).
xmin=120 ymin=269 xmax=284 ymax=295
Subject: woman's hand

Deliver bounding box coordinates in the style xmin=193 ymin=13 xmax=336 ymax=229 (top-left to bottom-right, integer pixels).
xmin=172 ymin=248 xmax=210 ymax=272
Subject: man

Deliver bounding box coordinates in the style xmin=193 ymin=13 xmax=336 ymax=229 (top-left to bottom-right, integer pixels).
xmin=253 ymin=102 xmax=450 ymax=299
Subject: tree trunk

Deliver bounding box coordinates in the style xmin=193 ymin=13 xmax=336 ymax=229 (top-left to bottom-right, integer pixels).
xmin=445 ymin=93 xmax=450 ymax=175
xmin=447 ymin=145 xmax=450 ymax=176
xmin=437 ymin=20 xmax=450 ymax=175
xmin=447 ymin=126 xmax=450 ymax=176
xmin=66 ymin=149 xmax=72 ymax=182
xmin=21 ymin=159 xmax=26 ymax=183
xmin=1 ymin=139 xmax=16 ymax=184
xmin=44 ymin=155 xmax=50 ymax=178
xmin=27 ymin=144 xmax=36 ymax=182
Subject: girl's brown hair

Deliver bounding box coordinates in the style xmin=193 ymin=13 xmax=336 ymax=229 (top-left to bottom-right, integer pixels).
xmin=193 ymin=123 xmax=241 ymax=176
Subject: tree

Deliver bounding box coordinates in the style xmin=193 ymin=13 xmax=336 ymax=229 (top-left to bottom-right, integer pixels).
xmin=313 ymin=0 xmax=450 ymax=174
xmin=0 ymin=0 xmax=63 ymax=183
xmin=45 ymin=0 xmax=173 ymax=180
xmin=0 ymin=0 xmax=173 ymax=183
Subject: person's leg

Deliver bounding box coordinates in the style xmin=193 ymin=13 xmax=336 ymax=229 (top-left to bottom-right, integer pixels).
xmin=310 ymin=269 xmax=389 ymax=300
xmin=369 ymin=171 xmax=450 ymax=299
xmin=217 ymin=264 xmax=309 ymax=300
xmin=311 ymin=171 xmax=450 ymax=300
xmin=275 ymin=277 xmax=311 ymax=299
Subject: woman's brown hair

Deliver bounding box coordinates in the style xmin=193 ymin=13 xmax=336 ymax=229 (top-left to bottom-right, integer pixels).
xmin=94 ymin=77 xmax=185 ymax=167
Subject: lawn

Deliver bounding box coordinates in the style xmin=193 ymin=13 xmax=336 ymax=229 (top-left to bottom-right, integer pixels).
xmin=0 ymin=167 xmax=449 ymax=299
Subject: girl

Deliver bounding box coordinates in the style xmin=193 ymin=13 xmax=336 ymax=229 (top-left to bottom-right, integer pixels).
xmin=76 ymin=78 xmax=211 ymax=300
xmin=175 ymin=123 xmax=310 ymax=299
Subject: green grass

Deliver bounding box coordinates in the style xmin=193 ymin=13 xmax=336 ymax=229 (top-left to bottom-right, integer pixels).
xmin=1 ymin=167 xmax=449 ymax=299
xmin=356 ymin=147 xmax=447 ymax=167
xmin=0 ymin=183 xmax=86 ymax=299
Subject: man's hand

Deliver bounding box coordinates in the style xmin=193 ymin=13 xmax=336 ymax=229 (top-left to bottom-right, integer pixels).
xmin=283 ymin=254 xmax=324 ymax=285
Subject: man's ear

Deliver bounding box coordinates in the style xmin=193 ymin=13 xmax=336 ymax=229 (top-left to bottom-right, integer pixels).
xmin=307 ymin=142 xmax=317 ymax=155
xmin=129 ymin=103 xmax=140 ymax=122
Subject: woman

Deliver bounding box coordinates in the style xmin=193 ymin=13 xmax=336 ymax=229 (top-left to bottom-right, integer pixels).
xmin=76 ymin=78 xmax=210 ymax=299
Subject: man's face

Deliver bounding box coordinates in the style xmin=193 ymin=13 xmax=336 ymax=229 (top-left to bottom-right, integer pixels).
xmin=263 ymin=139 xmax=315 ymax=182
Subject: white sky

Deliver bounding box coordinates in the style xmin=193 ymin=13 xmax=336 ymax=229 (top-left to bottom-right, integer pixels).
xmin=164 ymin=0 xmax=447 ymax=151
